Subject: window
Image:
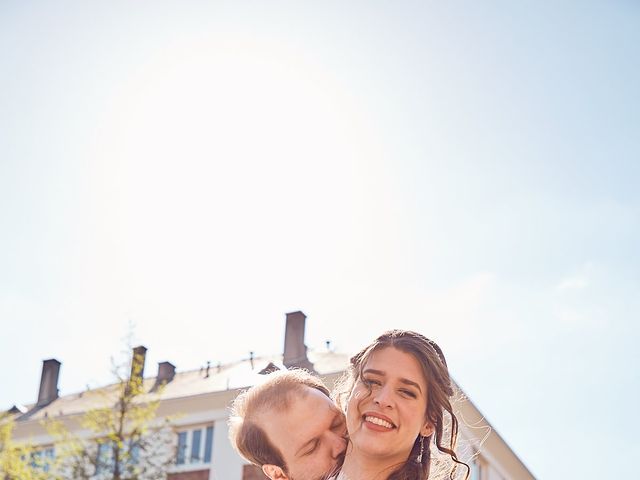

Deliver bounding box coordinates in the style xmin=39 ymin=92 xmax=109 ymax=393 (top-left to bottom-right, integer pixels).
xmin=96 ymin=442 xmax=114 ymax=475
xmin=191 ymin=429 xmax=202 ymax=462
xmin=177 ymin=431 xmax=188 ymax=465
xmin=95 ymin=439 xmax=140 ymax=474
xmin=129 ymin=440 xmax=140 ymax=464
xmin=470 ymin=455 xmax=485 ymax=480
xmin=30 ymin=447 xmax=55 ymax=472
xmin=203 ymin=426 xmax=213 ymax=463
xmin=175 ymin=425 xmax=214 ymax=466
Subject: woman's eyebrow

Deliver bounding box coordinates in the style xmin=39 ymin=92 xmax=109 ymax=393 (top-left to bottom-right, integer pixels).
xmin=363 ymin=368 xmax=422 ymax=393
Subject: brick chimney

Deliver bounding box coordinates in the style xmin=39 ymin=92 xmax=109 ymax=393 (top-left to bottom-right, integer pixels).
xmin=37 ymin=359 xmax=61 ymax=407
xmin=157 ymin=361 xmax=175 ymax=384
xmin=125 ymin=345 xmax=147 ymax=394
xmin=130 ymin=345 xmax=147 ymax=380
xmin=151 ymin=361 xmax=175 ymax=392
xmin=283 ymin=311 xmax=315 ymax=372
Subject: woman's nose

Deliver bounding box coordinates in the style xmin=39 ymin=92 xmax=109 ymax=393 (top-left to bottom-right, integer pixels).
xmin=373 ymin=386 xmax=393 ymax=408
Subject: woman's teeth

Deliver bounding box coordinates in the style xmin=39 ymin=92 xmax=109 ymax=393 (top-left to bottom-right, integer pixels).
xmin=365 ymin=416 xmax=394 ymax=429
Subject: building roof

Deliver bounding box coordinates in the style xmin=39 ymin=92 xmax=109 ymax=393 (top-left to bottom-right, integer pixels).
xmin=11 ymin=349 xmax=350 ymax=424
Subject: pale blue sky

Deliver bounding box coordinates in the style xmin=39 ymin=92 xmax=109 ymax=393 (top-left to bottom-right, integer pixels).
xmin=1 ymin=2 xmax=639 ymax=479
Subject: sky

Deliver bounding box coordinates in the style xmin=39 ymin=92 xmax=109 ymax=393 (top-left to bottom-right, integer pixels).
xmin=1 ymin=1 xmax=639 ymax=478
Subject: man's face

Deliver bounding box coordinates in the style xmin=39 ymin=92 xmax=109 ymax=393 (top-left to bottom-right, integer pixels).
xmin=259 ymin=387 xmax=347 ymax=480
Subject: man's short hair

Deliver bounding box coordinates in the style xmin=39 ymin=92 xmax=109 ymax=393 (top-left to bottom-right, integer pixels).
xmin=228 ymin=369 xmax=331 ymax=471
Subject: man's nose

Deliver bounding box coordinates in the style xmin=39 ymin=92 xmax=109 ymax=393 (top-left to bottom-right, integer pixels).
xmin=330 ymin=431 xmax=347 ymax=458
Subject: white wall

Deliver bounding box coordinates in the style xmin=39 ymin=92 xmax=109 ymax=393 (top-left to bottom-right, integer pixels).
xmin=210 ymin=417 xmax=246 ymax=480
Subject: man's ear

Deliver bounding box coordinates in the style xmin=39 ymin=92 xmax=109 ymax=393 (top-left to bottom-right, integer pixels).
xmin=421 ymin=422 xmax=435 ymax=437
xmin=262 ymin=464 xmax=288 ymax=480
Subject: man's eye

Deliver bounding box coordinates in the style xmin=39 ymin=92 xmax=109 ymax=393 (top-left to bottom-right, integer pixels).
xmin=304 ymin=442 xmax=319 ymax=456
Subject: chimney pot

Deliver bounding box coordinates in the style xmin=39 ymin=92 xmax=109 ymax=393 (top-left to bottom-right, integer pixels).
xmin=283 ymin=311 xmax=315 ymax=372
xmin=37 ymin=359 xmax=61 ymax=407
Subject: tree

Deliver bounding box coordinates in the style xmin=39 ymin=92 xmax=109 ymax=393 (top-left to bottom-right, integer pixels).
xmin=47 ymin=347 xmax=176 ymax=480
xmin=0 ymin=413 xmax=56 ymax=480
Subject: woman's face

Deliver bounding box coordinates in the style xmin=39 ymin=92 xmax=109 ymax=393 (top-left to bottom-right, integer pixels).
xmin=346 ymin=346 xmax=434 ymax=464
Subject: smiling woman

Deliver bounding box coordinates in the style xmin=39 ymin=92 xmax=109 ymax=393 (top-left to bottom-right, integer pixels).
xmin=334 ymin=330 xmax=469 ymax=480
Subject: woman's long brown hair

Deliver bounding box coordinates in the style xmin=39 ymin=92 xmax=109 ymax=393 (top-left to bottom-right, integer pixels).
xmin=334 ymin=330 xmax=469 ymax=480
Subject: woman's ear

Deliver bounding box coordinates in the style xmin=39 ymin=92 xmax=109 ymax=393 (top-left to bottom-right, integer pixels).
xmin=421 ymin=422 xmax=435 ymax=437
xmin=262 ymin=464 xmax=288 ymax=480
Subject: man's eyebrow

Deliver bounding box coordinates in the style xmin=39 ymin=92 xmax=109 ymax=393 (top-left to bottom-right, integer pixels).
xmin=295 ymin=437 xmax=318 ymax=457
xmin=363 ymin=368 xmax=422 ymax=393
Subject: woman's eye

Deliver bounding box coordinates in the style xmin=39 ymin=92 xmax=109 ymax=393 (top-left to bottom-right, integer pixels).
xmin=363 ymin=377 xmax=381 ymax=386
xmin=400 ymin=389 xmax=417 ymax=398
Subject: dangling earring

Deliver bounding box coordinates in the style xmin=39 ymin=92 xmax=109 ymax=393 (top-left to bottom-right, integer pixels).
xmin=416 ymin=435 xmax=425 ymax=463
